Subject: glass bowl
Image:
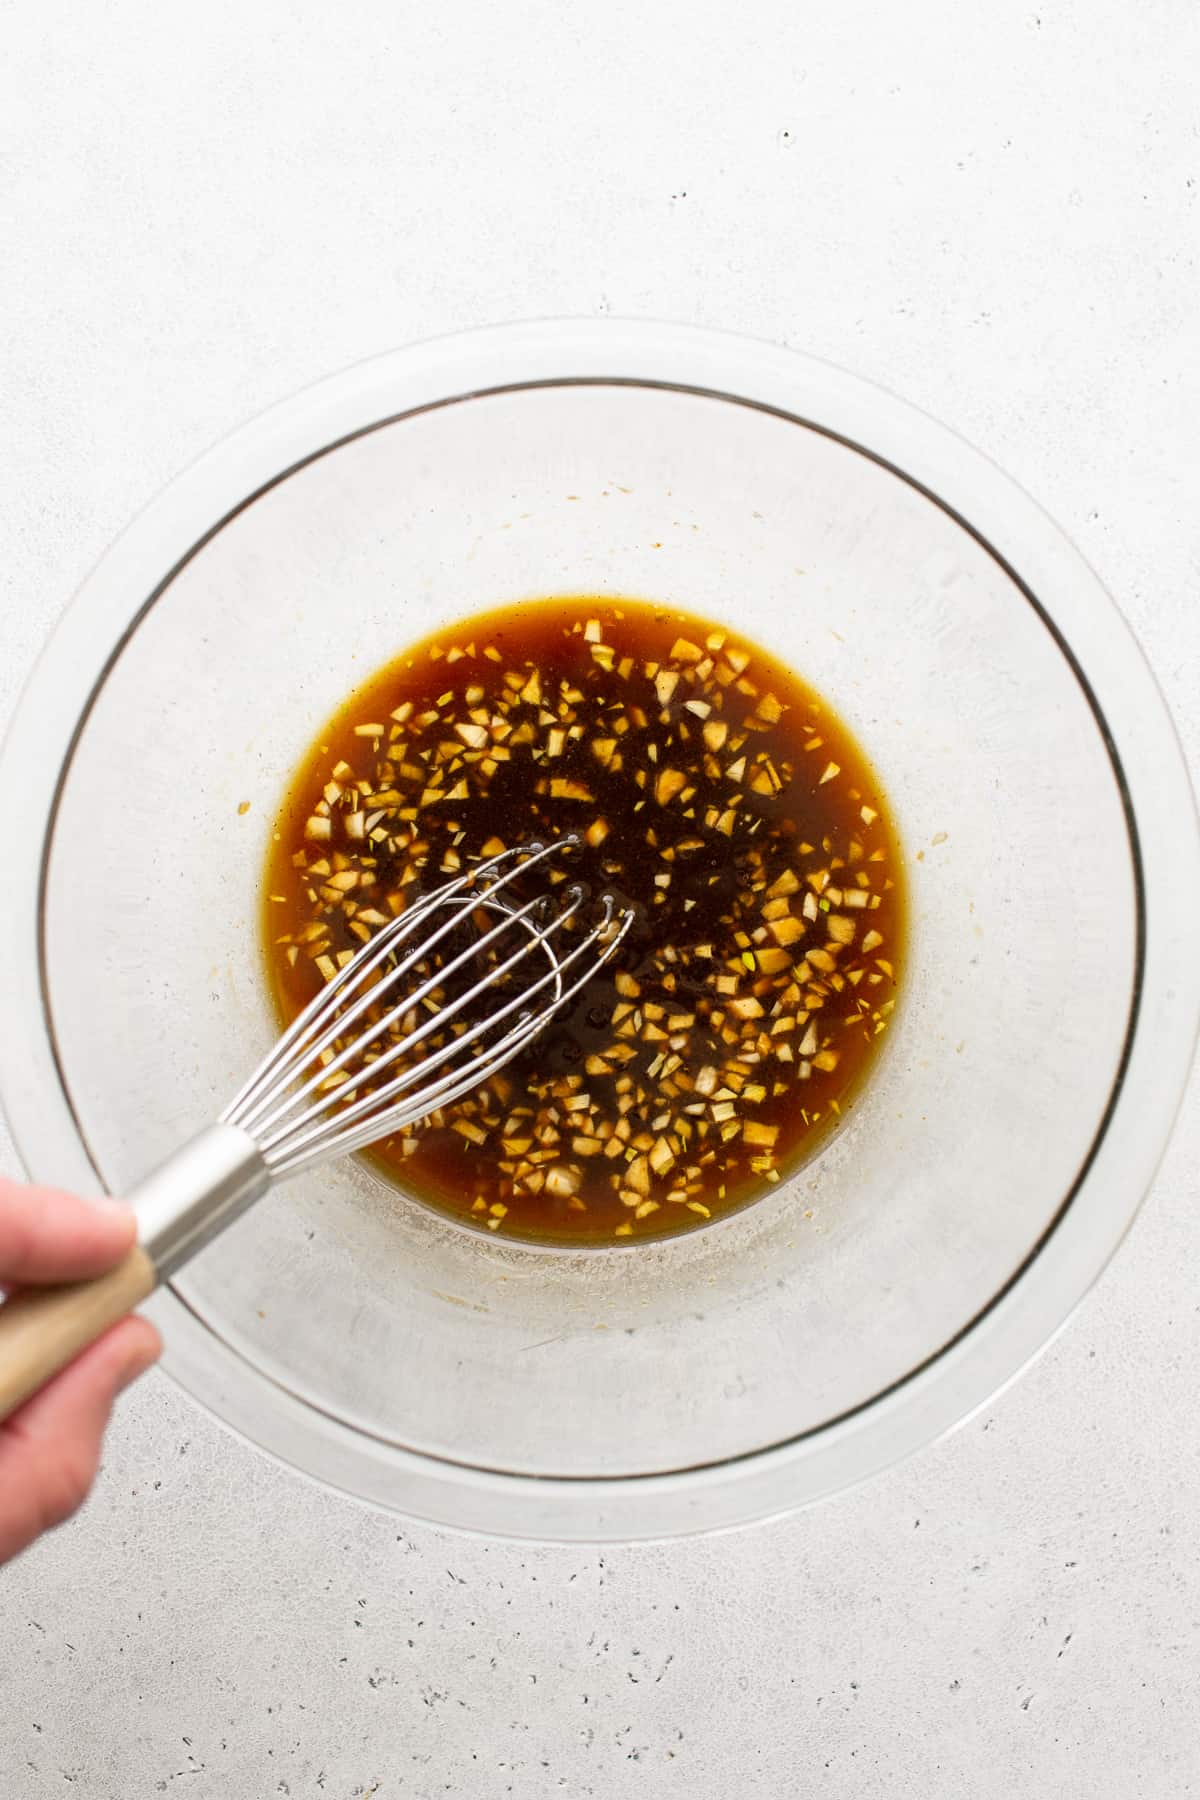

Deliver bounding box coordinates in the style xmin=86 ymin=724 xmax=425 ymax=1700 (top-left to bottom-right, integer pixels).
xmin=1 ymin=321 xmax=1196 ymax=1542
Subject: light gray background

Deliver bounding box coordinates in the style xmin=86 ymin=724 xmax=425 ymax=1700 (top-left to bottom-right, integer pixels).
xmin=1 ymin=2 xmax=1197 ymax=1794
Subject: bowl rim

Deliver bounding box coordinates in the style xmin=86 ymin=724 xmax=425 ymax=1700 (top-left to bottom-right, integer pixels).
xmin=2 ymin=317 xmax=1197 ymax=1542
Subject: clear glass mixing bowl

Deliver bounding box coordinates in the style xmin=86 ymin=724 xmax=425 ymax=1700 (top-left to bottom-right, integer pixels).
xmin=1 ymin=322 xmax=1196 ymax=1541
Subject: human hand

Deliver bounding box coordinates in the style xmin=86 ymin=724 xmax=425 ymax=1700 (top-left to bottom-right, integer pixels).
xmin=0 ymin=1179 xmax=161 ymax=1565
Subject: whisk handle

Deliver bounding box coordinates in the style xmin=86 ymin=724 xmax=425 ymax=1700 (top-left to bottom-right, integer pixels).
xmin=130 ymin=1122 xmax=269 ymax=1280
xmin=0 ymin=1246 xmax=158 ymax=1421
xmin=0 ymin=1125 xmax=269 ymax=1422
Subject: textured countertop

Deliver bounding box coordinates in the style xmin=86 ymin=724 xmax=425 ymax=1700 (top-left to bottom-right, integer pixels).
xmin=1 ymin=2 xmax=1198 ymax=1794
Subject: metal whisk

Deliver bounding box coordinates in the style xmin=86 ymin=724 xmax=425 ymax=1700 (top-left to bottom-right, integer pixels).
xmin=0 ymin=838 xmax=633 ymax=1420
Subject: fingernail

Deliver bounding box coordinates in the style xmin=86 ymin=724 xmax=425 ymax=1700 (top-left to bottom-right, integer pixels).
xmin=117 ymin=1342 xmax=161 ymax=1393
xmin=84 ymin=1195 xmax=134 ymax=1223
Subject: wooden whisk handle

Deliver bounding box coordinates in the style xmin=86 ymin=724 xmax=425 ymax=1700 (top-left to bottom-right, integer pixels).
xmin=0 ymin=1247 xmax=157 ymax=1420
xmin=0 ymin=1124 xmax=269 ymax=1422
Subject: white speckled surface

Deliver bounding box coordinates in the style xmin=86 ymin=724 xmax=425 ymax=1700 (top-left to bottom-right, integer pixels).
xmin=1 ymin=2 xmax=1198 ymax=1793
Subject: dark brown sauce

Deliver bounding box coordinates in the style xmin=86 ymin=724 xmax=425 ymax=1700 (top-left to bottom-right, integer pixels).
xmin=264 ymin=597 xmax=904 ymax=1244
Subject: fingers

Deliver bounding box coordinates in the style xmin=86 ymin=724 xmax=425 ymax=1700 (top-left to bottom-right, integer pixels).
xmin=0 ymin=1178 xmax=158 ymax=1565
xmin=0 ymin=1179 xmax=136 ymax=1286
xmin=0 ymin=1314 xmax=161 ymax=1565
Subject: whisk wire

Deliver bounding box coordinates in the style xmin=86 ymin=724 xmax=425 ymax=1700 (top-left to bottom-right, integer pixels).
xmin=222 ymin=837 xmax=635 ymax=1178
xmin=228 ymin=841 xmax=566 ymax=1137
xmin=244 ymin=880 xmax=569 ymax=1146
xmin=274 ymin=901 xmax=634 ymax=1176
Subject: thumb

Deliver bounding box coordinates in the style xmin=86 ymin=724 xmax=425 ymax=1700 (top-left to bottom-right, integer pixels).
xmin=0 ymin=1179 xmax=136 ymax=1286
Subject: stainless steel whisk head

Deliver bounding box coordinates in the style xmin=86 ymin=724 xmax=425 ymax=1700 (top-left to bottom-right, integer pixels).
xmin=224 ymin=837 xmax=632 ymax=1177
xmin=0 ymin=836 xmax=635 ymax=1422
xmin=131 ymin=833 xmax=635 ymax=1277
